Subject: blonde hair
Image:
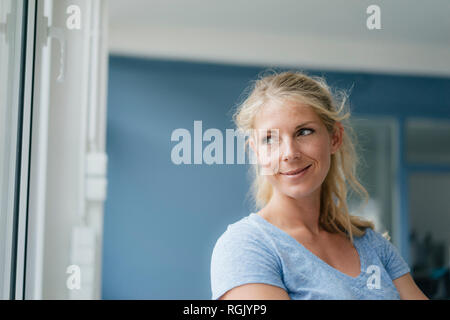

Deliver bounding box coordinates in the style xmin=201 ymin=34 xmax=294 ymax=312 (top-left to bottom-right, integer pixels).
xmin=232 ymin=70 xmax=375 ymax=243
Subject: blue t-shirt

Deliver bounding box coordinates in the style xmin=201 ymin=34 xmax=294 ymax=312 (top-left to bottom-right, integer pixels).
xmin=210 ymin=213 xmax=411 ymax=300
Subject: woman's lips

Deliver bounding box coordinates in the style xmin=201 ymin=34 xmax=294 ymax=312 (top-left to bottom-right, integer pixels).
xmin=280 ymin=164 xmax=312 ymax=177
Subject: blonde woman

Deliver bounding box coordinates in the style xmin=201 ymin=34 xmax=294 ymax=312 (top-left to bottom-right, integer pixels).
xmin=210 ymin=71 xmax=428 ymax=300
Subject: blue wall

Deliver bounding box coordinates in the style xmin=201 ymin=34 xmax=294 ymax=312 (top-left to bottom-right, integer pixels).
xmin=102 ymin=55 xmax=450 ymax=299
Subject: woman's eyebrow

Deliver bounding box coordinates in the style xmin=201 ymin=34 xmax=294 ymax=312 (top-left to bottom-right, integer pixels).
xmin=261 ymin=121 xmax=316 ymax=135
xmin=295 ymin=121 xmax=315 ymax=130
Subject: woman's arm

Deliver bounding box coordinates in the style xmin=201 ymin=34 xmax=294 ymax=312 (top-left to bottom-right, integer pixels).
xmin=219 ymin=283 xmax=291 ymax=300
xmin=392 ymin=273 xmax=429 ymax=300
xmin=219 ymin=274 xmax=428 ymax=300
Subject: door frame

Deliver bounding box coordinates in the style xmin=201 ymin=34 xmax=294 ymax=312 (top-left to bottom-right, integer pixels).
xmin=10 ymin=0 xmax=37 ymax=300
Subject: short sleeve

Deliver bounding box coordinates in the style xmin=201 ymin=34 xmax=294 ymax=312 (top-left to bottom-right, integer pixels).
xmin=210 ymin=223 xmax=287 ymax=300
xmin=365 ymin=228 xmax=411 ymax=280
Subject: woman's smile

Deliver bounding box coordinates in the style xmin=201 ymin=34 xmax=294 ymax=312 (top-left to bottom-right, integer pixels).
xmin=279 ymin=164 xmax=312 ymax=179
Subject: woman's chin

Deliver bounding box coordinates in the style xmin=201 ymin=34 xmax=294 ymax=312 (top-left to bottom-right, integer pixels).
xmin=280 ymin=188 xmax=311 ymax=200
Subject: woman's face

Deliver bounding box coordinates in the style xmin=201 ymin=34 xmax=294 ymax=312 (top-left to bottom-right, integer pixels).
xmin=250 ymin=99 xmax=343 ymax=200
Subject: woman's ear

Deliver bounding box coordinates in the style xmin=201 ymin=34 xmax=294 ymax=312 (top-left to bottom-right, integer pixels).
xmin=330 ymin=122 xmax=344 ymax=155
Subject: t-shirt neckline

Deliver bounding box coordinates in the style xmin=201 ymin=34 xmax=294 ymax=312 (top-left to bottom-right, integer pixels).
xmin=249 ymin=212 xmax=367 ymax=282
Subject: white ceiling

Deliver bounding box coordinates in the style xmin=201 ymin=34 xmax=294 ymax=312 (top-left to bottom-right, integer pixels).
xmin=108 ymin=0 xmax=450 ymax=76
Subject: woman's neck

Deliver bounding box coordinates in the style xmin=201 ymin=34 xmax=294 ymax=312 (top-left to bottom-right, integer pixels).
xmin=262 ymin=188 xmax=323 ymax=236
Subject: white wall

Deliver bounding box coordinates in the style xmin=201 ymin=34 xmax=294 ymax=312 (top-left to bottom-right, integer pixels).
xmin=108 ymin=0 xmax=450 ymax=77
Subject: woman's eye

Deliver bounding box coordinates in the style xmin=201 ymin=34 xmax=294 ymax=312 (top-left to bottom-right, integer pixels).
xmin=297 ymin=128 xmax=314 ymax=136
xmin=263 ymin=136 xmax=273 ymax=144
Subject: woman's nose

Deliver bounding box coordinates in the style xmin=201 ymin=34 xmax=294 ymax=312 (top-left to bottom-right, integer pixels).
xmin=281 ymin=138 xmax=301 ymax=161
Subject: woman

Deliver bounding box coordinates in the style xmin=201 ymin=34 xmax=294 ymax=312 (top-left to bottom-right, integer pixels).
xmin=210 ymin=71 xmax=428 ymax=300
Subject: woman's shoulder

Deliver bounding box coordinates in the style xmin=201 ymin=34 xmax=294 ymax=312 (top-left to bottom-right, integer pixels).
xmin=357 ymin=226 xmax=411 ymax=279
xmin=211 ymin=214 xmax=282 ymax=275
xmin=214 ymin=215 xmax=261 ymax=246
xmin=210 ymin=214 xmax=287 ymax=300
xmin=212 ymin=213 xmax=273 ymax=257
xmin=358 ymin=227 xmax=391 ymax=245
xmin=357 ymin=227 xmax=398 ymax=259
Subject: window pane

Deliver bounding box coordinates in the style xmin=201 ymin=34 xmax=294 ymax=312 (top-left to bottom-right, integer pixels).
xmin=348 ymin=117 xmax=397 ymax=236
xmin=409 ymin=172 xmax=450 ymax=299
xmin=406 ymin=119 xmax=450 ymax=165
